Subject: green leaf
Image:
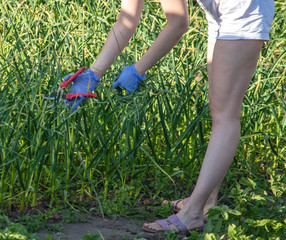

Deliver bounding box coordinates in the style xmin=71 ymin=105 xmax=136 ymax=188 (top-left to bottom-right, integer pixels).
xmin=272 ymin=222 xmax=284 ymax=231
xmin=227 ymin=224 xmax=237 ymax=237
xmin=222 ymin=211 xmax=229 ymax=220
xmin=227 ymin=209 xmax=242 ymax=216
xmin=255 ymin=219 xmax=271 ymax=227
xmin=214 ymin=219 xmax=223 ymax=232
xmin=204 ymin=233 xmax=217 ymax=240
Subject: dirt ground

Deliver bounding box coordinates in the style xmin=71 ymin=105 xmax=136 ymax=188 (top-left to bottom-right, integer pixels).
xmin=7 ymin=199 xmax=173 ymax=240
xmin=35 ymin=214 xmax=159 ymax=240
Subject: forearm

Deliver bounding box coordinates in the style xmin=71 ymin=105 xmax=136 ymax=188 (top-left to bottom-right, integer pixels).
xmin=135 ymin=20 xmax=188 ymax=76
xmin=90 ymin=0 xmax=144 ymax=79
xmin=135 ymin=10 xmax=189 ymax=75
xmin=90 ymin=21 xmax=136 ymax=79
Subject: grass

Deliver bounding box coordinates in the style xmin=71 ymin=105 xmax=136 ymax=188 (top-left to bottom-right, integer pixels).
xmin=0 ymin=0 xmax=285 ymax=239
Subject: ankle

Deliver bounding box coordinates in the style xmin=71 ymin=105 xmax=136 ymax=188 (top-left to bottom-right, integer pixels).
xmin=178 ymin=205 xmax=204 ymax=219
xmin=177 ymin=211 xmax=205 ymax=230
xmin=205 ymin=194 xmax=218 ymax=208
xmin=203 ymin=202 xmax=217 ymax=215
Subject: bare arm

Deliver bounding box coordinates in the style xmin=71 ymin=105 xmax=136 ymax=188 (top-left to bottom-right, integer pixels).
xmin=90 ymin=0 xmax=189 ymax=79
xmin=135 ymin=0 xmax=189 ymax=75
xmin=90 ymin=0 xmax=144 ymax=79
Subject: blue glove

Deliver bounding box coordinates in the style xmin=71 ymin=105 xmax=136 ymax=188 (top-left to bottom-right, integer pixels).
xmin=64 ymin=69 xmax=100 ymax=112
xmin=114 ymin=63 xmax=145 ymax=93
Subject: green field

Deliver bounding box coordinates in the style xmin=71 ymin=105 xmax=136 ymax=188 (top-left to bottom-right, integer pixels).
xmin=0 ymin=0 xmax=285 ymax=239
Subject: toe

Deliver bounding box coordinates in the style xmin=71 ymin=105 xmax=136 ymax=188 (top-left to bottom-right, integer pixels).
xmin=171 ymin=199 xmax=184 ymax=210
xmin=143 ymin=221 xmax=180 ymax=233
xmin=143 ymin=222 xmax=163 ymax=231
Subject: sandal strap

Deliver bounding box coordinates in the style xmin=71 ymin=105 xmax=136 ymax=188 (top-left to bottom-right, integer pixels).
xmin=155 ymin=219 xmax=170 ymax=231
xmin=167 ymin=214 xmax=188 ymax=233
xmin=173 ymin=197 xmax=189 ymax=209
xmin=155 ymin=214 xmax=188 ymax=233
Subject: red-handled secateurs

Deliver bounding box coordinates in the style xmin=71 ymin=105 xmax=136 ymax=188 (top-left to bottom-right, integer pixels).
xmin=42 ymin=67 xmax=97 ymax=108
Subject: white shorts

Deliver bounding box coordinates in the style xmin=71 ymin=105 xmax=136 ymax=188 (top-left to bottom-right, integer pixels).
xmin=197 ymin=0 xmax=275 ymax=43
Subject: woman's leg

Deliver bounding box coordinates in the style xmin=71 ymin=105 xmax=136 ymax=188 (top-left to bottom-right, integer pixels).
xmin=169 ymin=42 xmax=219 ymax=214
xmin=90 ymin=0 xmax=144 ymax=79
xmin=143 ymin=39 xmax=263 ymax=232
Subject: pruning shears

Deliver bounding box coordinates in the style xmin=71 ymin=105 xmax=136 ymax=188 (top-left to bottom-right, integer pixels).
xmin=43 ymin=67 xmax=97 ymax=108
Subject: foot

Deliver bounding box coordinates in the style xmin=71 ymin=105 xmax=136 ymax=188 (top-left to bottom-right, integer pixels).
xmin=162 ymin=197 xmax=189 ymax=213
xmin=164 ymin=197 xmax=216 ymax=217
xmin=142 ymin=213 xmax=204 ymax=235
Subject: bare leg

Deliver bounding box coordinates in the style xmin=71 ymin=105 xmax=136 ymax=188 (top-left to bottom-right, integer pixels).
xmin=143 ymin=39 xmax=263 ymax=232
xmin=197 ymin=41 xmax=221 ymax=213
xmin=170 ymin=42 xmax=219 ymax=214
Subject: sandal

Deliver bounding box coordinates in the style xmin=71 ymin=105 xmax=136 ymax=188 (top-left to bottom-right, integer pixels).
xmin=162 ymin=197 xmax=189 ymax=212
xmin=163 ymin=198 xmax=209 ymax=223
xmin=171 ymin=197 xmax=189 ymax=213
xmin=142 ymin=214 xmax=190 ymax=235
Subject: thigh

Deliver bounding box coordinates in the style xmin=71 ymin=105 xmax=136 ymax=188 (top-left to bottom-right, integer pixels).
xmin=207 ymin=42 xmax=215 ymax=97
xmin=209 ymin=40 xmax=263 ymax=119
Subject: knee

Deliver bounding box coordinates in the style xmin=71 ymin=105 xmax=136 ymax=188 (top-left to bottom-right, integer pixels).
xmin=210 ymin=103 xmax=242 ymax=126
xmin=209 ymin=93 xmax=244 ymax=122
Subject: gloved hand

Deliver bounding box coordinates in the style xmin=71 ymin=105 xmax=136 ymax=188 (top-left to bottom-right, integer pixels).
xmin=114 ymin=63 xmax=145 ymax=93
xmin=64 ymin=69 xmax=100 ymax=112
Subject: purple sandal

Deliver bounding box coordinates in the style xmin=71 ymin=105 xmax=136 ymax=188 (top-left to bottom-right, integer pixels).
xmin=142 ymin=214 xmax=190 ymax=235
xmin=172 ymin=197 xmax=189 ymax=213
xmin=169 ymin=198 xmax=209 ymax=224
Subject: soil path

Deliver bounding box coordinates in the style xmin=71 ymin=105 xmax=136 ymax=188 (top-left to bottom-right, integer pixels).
xmin=35 ymin=214 xmax=158 ymax=240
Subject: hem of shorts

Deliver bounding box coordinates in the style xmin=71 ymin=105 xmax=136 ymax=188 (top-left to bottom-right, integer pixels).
xmin=217 ymin=32 xmax=270 ymax=41
xmin=208 ymin=32 xmax=271 ymax=43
